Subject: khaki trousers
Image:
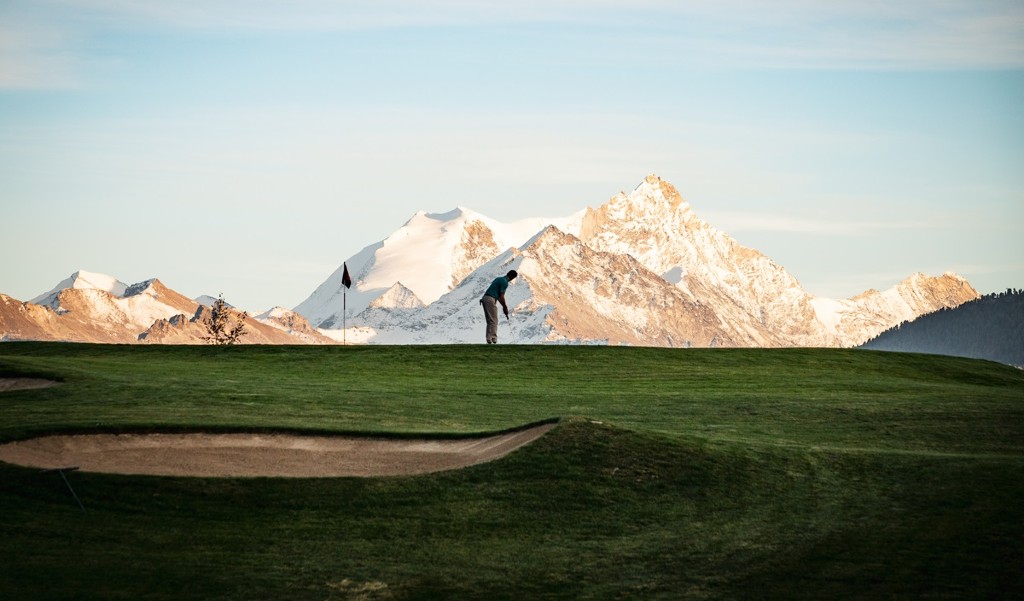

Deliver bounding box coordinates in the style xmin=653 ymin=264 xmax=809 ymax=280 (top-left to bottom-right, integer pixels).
xmin=481 ymin=296 xmax=499 ymax=344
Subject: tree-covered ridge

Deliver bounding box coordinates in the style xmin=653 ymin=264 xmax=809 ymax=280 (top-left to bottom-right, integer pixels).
xmin=860 ymin=289 xmax=1024 ymax=366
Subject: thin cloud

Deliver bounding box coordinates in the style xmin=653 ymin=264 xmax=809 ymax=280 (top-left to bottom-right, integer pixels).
xmin=7 ymin=0 xmax=1022 ymax=76
xmin=0 ymin=23 xmax=80 ymax=89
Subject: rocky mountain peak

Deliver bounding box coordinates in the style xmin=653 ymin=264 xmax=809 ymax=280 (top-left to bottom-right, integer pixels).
xmin=578 ymin=177 xmax=723 ymax=290
xmin=367 ymin=282 xmax=424 ymax=310
xmin=521 ymin=224 xmax=569 ymax=250
xmin=252 ymin=306 xmax=335 ymax=343
xmin=580 ymin=175 xmax=691 ymax=241
xmin=123 ymin=278 xmax=162 ymax=298
xmin=451 ymin=218 xmax=501 ymax=288
xmin=898 ymin=272 xmax=980 ymax=308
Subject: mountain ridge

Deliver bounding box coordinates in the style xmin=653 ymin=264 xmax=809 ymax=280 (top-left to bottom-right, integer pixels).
xmin=1 ymin=175 xmax=981 ymax=347
xmin=323 ymin=174 xmax=977 ymax=346
xmin=0 ymin=275 xmax=327 ymax=345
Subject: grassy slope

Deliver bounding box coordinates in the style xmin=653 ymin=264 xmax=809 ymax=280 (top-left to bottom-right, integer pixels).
xmin=0 ymin=343 xmax=1022 ymax=600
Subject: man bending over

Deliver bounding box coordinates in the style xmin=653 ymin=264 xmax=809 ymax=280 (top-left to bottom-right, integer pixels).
xmin=480 ymin=270 xmax=518 ymax=344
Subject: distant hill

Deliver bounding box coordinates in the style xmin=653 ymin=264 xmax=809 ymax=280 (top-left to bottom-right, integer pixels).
xmin=859 ymin=289 xmax=1024 ymax=366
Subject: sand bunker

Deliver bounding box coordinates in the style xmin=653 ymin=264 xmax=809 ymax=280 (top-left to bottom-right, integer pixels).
xmin=0 ymin=377 xmax=59 ymax=392
xmin=0 ymin=422 xmax=556 ymax=478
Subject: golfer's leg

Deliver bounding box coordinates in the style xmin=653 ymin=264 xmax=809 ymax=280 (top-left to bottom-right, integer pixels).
xmin=488 ymin=300 xmax=499 ymax=343
xmin=483 ymin=297 xmax=498 ymax=343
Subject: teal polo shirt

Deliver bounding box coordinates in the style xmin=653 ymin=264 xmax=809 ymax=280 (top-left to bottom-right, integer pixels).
xmin=484 ymin=276 xmax=510 ymax=299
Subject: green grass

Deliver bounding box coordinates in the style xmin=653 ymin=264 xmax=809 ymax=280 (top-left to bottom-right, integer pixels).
xmin=1 ymin=342 xmax=1022 ymax=600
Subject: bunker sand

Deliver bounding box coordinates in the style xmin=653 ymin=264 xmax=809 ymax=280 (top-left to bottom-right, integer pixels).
xmin=0 ymin=377 xmax=59 ymax=392
xmin=0 ymin=423 xmax=557 ymax=478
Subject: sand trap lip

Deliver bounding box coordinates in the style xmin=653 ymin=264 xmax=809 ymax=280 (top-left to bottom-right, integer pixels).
xmin=0 ymin=377 xmax=59 ymax=392
xmin=0 ymin=422 xmax=557 ymax=478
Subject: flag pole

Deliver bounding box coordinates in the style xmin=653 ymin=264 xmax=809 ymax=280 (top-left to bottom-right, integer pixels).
xmin=341 ymin=261 xmax=352 ymax=345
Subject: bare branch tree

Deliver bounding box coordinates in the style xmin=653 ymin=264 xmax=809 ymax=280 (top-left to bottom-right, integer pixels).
xmin=202 ymin=294 xmax=247 ymax=345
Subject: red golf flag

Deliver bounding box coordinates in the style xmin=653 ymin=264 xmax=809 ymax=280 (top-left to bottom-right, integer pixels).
xmin=341 ymin=262 xmax=352 ymax=289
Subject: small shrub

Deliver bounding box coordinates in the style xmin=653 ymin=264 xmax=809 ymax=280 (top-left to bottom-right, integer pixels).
xmin=202 ymin=294 xmax=247 ymax=345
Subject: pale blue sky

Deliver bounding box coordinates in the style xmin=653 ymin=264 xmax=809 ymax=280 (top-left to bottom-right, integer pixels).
xmin=2 ymin=1 xmax=1022 ymax=312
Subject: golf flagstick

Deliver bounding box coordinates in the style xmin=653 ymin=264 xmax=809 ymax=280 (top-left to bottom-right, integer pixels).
xmin=341 ymin=261 xmax=352 ymax=345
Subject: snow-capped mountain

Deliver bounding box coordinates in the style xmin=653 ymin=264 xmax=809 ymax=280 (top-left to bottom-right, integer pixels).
xmin=294 ymin=207 xmax=584 ymax=329
xmin=0 ymin=272 xmax=331 ymax=344
xmin=30 ymin=270 xmax=129 ymax=308
xmin=365 ymin=226 xmax=774 ymax=345
xmin=574 ymin=175 xmax=979 ymax=346
xmin=309 ymin=175 xmax=978 ymax=346
xmin=810 ymin=271 xmax=980 ymax=345
xmin=1 ymin=175 xmax=980 ymax=347
xmin=3 ymin=273 xmax=201 ymax=343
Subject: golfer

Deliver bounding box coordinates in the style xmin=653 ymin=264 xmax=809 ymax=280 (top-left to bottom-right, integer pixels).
xmin=480 ymin=269 xmax=518 ymax=344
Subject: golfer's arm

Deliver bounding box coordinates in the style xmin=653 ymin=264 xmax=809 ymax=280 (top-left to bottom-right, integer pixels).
xmin=498 ymin=294 xmax=508 ymax=311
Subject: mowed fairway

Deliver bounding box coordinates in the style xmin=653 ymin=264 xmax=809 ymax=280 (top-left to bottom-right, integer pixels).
xmin=1 ymin=343 xmax=1022 ymax=600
